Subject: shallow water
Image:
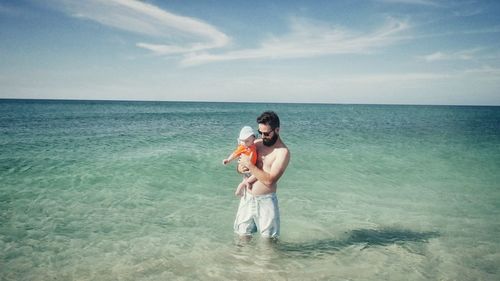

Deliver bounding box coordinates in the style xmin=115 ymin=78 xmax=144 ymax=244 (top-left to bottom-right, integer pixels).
xmin=1 ymin=100 xmax=499 ymax=280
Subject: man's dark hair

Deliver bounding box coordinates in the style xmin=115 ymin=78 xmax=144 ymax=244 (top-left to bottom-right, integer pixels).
xmin=257 ymin=111 xmax=280 ymax=129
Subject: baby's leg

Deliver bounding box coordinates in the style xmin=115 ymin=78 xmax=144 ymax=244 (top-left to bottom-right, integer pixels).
xmin=234 ymin=177 xmax=247 ymax=197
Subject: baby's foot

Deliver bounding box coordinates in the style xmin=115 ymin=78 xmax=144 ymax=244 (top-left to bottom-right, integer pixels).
xmin=235 ymin=188 xmax=244 ymax=197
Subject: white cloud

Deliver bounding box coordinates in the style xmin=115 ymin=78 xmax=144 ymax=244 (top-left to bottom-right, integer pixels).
xmin=335 ymin=72 xmax=452 ymax=83
xmin=375 ymin=0 xmax=441 ymax=7
xmin=421 ymin=48 xmax=483 ymax=62
xmin=42 ymin=2 xmax=411 ymax=66
xmin=453 ymin=8 xmax=483 ymax=17
xmin=463 ymin=66 xmax=500 ymax=77
xmin=181 ymin=17 xmax=409 ymax=66
xmin=46 ymin=0 xmax=229 ymax=54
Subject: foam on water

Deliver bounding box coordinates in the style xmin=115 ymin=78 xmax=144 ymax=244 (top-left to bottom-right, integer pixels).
xmin=1 ymin=100 xmax=499 ymax=280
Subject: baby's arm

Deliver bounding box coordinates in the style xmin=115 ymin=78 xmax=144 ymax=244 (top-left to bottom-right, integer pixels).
xmin=222 ymin=152 xmax=238 ymax=165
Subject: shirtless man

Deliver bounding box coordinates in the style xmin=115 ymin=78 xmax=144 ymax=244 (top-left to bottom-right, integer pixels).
xmin=234 ymin=111 xmax=290 ymax=240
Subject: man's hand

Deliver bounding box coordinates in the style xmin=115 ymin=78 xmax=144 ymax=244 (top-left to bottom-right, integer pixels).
xmin=237 ymin=164 xmax=249 ymax=174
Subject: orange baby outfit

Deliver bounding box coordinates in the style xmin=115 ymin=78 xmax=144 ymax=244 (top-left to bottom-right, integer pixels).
xmin=233 ymin=144 xmax=257 ymax=164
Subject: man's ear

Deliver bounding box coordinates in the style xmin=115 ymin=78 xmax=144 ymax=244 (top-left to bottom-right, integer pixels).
xmin=275 ymin=128 xmax=280 ymax=134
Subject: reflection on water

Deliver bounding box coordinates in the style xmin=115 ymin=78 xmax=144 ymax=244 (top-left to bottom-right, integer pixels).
xmin=225 ymin=227 xmax=440 ymax=280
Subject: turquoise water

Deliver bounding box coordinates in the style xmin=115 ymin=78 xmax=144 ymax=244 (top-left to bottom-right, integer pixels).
xmin=1 ymin=99 xmax=499 ymax=280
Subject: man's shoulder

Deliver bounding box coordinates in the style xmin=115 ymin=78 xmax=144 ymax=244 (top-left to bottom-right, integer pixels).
xmin=277 ymin=145 xmax=290 ymax=157
xmin=276 ymin=139 xmax=289 ymax=150
xmin=275 ymin=142 xmax=290 ymax=168
xmin=274 ymin=140 xmax=290 ymax=156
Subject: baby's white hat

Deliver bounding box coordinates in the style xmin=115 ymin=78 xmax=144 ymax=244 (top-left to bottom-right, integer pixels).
xmin=238 ymin=126 xmax=255 ymax=141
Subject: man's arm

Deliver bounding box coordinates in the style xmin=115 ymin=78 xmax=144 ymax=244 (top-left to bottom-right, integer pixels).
xmin=246 ymin=174 xmax=257 ymax=184
xmin=240 ymin=149 xmax=290 ymax=187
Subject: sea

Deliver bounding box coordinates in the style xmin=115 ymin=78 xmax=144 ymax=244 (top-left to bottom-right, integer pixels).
xmin=1 ymin=99 xmax=499 ymax=281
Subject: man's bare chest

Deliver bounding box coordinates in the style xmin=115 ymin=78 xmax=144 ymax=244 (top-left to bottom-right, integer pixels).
xmin=258 ymin=148 xmax=277 ymax=166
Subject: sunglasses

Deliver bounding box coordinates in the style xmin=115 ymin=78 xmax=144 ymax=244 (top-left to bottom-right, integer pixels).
xmin=258 ymin=129 xmax=274 ymax=137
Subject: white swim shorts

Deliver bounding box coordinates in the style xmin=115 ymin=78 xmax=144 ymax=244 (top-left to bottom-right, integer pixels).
xmin=233 ymin=192 xmax=280 ymax=238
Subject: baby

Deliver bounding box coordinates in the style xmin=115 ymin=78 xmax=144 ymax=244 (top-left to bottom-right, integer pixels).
xmin=222 ymin=126 xmax=257 ymax=196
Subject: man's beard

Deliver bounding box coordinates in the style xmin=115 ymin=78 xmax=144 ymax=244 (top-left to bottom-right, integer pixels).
xmin=263 ymin=133 xmax=278 ymax=146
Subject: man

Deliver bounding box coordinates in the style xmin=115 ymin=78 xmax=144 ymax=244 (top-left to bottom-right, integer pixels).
xmin=235 ymin=111 xmax=291 ymax=240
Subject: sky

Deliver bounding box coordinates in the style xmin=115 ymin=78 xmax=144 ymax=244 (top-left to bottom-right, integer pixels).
xmin=1 ymin=0 xmax=500 ymax=105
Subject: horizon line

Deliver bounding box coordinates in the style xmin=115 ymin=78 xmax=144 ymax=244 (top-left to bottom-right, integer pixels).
xmin=0 ymin=97 xmax=499 ymax=107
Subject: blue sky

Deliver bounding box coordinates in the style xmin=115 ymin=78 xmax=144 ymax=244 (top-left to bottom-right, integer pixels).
xmin=1 ymin=0 xmax=500 ymax=105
